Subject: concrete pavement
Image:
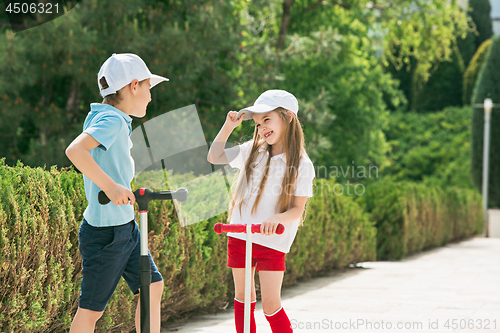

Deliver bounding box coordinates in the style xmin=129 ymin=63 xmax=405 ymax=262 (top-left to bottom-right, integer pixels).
xmin=162 ymin=236 xmax=500 ymax=333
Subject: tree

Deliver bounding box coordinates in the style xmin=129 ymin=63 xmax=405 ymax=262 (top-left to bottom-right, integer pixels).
xmin=383 ymin=106 xmax=475 ymax=189
xmin=463 ymin=39 xmax=492 ymax=105
xmin=471 ymin=35 xmax=500 ymax=208
xmin=270 ymin=0 xmax=470 ymax=175
xmin=0 ymin=0 xmax=244 ymax=168
xmin=469 ymin=0 xmax=494 ymax=49
xmin=232 ymin=1 xmax=406 ymax=182
xmin=412 ymin=47 xmax=465 ymax=112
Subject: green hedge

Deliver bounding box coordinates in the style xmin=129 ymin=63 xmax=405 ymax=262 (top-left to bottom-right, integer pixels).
xmin=0 ymin=162 xmax=376 ymax=332
xmin=0 ymin=160 xmax=484 ymax=331
xmin=471 ymin=34 xmax=500 ymax=209
xmin=384 ymin=106 xmax=475 ymax=190
xmin=463 ymin=39 xmax=491 ymax=105
xmin=358 ymin=180 xmax=483 ymax=260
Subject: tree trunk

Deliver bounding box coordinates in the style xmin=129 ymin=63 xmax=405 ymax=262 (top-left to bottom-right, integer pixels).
xmin=65 ymin=80 xmax=81 ymax=124
xmin=277 ymin=0 xmax=295 ymax=51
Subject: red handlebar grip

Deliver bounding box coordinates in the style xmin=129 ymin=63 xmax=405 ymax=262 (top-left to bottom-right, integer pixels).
xmin=214 ymin=223 xmax=285 ymax=235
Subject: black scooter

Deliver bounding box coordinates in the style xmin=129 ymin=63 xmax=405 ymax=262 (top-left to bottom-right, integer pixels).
xmin=99 ymin=187 xmax=188 ymax=333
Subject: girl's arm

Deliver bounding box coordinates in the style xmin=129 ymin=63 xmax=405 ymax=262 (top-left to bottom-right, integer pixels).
xmin=207 ymin=111 xmax=243 ymax=164
xmin=260 ymin=196 xmax=308 ymax=236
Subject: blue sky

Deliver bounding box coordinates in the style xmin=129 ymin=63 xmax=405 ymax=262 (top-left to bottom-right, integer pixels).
xmin=491 ymin=0 xmax=500 ymax=18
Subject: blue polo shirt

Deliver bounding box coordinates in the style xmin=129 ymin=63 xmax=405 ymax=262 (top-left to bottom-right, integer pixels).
xmin=82 ymin=103 xmax=135 ymax=227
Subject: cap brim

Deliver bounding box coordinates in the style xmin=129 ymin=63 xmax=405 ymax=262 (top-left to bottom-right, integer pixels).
xmin=150 ymin=74 xmax=169 ymax=88
xmin=237 ymin=104 xmax=276 ymax=120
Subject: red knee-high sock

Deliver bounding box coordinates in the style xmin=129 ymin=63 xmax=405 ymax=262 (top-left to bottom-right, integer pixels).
xmin=265 ymin=307 xmax=293 ymax=333
xmin=234 ymin=298 xmax=256 ymax=333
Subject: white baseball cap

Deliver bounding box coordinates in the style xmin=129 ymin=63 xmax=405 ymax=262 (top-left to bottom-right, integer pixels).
xmin=237 ymin=89 xmax=299 ymax=120
xmin=97 ymin=53 xmax=169 ymax=97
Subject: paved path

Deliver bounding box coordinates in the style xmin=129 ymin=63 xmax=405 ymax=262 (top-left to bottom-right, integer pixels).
xmin=162 ymin=236 xmax=500 ymax=333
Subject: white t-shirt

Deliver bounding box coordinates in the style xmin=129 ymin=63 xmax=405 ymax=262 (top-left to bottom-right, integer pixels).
xmin=224 ymin=140 xmax=315 ymax=253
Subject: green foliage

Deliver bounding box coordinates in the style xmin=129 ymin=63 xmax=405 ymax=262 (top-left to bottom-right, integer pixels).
xmin=373 ymin=0 xmax=471 ymax=88
xmin=0 ymin=160 xmax=80 ymax=332
xmin=458 ymin=30 xmax=480 ymax=70
xmin=469 ymin=0 xmax=494 ymax=49
xmin=0 ymin=0 xmax=474 ymax=186
xmin=233 ymin=2 xmax=404 ymax=180
xmin=463 ymin=39 xmax=492 ymax=105
xmin=412 ymin=47 xmax=465 ymax=112
xmin=0 ymin=0 xmax=243 ymax=168
xmin=286 ymin=177 xmax=376 ymax=285
xmin=281 ymin=27 xmax=400 ymax=178
xmin=0 ymin=163 xmax=376 ymax=332
xmin=358 ymin=180 xmax=483 ymax=260
xmin=471 ymin=34 xmax=500 ymax=208
xmin=383 ymin=106 xmax=475 ymax=190
xmin=287 ymin=0 xmax=471 ymax=84
xmin=381 ymin=1 xmax=475 ymax=112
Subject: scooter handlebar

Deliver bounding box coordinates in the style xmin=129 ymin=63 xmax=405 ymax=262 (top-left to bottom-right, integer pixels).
xmin=98 ymin=188 xmax=189 ymax=205
xmin=214 ymin=223 xmax=285 ymax=235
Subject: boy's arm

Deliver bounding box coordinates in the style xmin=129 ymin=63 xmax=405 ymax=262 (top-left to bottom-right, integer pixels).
xmin=207 ymin=111 xmax=243 ymax=164
xmin=65 ymin=133 xmax=135 ymax=206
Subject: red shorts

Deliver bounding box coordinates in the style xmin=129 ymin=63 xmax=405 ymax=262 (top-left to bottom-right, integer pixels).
xmin=227 ymin=236 xmax=286 ymax=272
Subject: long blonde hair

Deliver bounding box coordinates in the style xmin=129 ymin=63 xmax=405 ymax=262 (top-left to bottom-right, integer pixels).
xmin=228 ymin=107 xmax=310 ymax=225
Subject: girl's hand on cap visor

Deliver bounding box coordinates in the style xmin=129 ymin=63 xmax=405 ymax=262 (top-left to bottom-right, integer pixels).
xmin=224 ymin=111 xmax=244 ymax=130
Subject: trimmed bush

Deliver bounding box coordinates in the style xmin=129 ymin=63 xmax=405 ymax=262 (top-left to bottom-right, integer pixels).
xmin=0 ymin=161 xmax=80 ymax=332
xmin=463 ymin=39 xmax=491 ymax=105
xmin=471 ymin=35 xmax=500 ymax=209
xmin=413 ymin=48 xmax=464 ymax=112
xmin=384 ymin=106 xmax=475 ymax=190
xmin=285 ymin=177 xmax=377 ymax=286
xmin=0 ymin=162 xmax=376 ymax=332
xmin=358 ymin=180 xmax=483 ymax=260
xmin=0 ymin=160 xmax=483 ymax=330
xmin=469 ymin=0 xmax=494 ymax=49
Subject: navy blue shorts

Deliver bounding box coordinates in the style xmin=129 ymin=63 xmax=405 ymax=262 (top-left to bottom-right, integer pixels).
xmin=78 ymin=219 xmax=163 ymax=312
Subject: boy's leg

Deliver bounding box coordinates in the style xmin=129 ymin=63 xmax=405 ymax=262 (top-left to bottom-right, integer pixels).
xmin=75 ymin=220 xmax=137 ymax=331
xmin=135 ymin=280 xmax=164 ymax=333
xmin=69 ymin=308 xmax=104 ymax=333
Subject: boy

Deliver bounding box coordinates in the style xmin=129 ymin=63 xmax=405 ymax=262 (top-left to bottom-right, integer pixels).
xmin=65 ymin=53 xmax=168 ymax=333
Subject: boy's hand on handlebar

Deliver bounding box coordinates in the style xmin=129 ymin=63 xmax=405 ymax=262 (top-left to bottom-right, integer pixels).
xmin=103 ymin=184 xmax=136 ymax=206
xmin=224 ymin=111 xmax=244 ymax=130
xmin=261 ymin=216 xmax=281 ymax=236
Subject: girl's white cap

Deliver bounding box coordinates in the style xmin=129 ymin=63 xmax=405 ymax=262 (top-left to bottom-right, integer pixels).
xmin=237 ymin=89 xmax=299 ymax=120
xmin=97 ymin=53 xmax=169 ymax=97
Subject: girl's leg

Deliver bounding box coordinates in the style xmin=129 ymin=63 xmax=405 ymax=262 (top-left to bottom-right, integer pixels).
xmin=232 ymin=267 xmax=257 ymax=333
xmin=259 ymin=270 xmax=293 ymax=333
xmin=134 ymin=280 xmax=165 ymax=333
xmin=259 ymin=271 xmax=284 ymax=314
xmin=232 ymin=266 xmax=257 ymax=302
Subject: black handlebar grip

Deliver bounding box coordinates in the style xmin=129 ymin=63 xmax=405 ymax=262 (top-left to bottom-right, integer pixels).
xmin=98 ymin=191 xmax=111 ymax=205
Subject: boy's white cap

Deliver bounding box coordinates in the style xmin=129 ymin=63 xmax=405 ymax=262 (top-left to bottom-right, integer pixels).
xmin=97 ymin=53 xmax=169 ymax=97
xmin=237 ymin=89 xmax=299 ymax=120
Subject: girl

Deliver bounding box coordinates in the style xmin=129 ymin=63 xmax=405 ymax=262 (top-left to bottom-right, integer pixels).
xmin=207 ymin=90 xmax=315 ymax=333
